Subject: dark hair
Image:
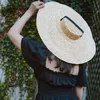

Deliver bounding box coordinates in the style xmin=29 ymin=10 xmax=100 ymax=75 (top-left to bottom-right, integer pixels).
xmin=47 ymin=51 xmax=75 ymax=74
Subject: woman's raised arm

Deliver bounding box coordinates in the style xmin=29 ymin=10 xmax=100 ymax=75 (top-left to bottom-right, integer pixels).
xmin=7 ymin=1 xmax=44 ymax=50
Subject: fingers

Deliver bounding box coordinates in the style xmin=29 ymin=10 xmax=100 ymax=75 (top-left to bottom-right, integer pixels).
xmin=37 ymin=5 xmax=44 ymax=9
xmin=37 ymin=2 xmax=45 ymax=9
xmin=32 ymin=1 xmax=45 ymax=9
xmin=32 ymin=1 xmax=44 ymax=6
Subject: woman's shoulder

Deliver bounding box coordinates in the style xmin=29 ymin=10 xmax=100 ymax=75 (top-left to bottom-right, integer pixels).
xmin=35 ymin=63 xmax=87 ymax=87
xmin=21 ymin=37 xmax=49 ymax=68
xmin=36 ymin=66 xmax=78 ymax=86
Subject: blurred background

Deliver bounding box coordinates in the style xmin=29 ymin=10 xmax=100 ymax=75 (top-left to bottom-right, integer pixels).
xmin=0 ymin=0 xmax=100 ymax=100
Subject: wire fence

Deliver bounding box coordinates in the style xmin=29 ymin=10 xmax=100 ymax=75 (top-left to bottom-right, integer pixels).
xmin=87 ymin=0 xmax=100 ymax=100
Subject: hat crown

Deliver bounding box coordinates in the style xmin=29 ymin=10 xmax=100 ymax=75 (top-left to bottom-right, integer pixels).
xmin=60 ymin=16 xmax=84 ymax=40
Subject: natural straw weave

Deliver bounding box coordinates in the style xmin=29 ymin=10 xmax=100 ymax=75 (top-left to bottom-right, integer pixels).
xmin=36 ymin=2 xmax=96 ymax=64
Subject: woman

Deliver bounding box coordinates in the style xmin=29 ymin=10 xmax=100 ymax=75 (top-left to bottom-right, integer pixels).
xmin=7 ymin=1 xmax=96 ymax=100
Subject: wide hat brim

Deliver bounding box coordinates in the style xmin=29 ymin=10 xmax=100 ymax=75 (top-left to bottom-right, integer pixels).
xmin=36 ymin=2 xmax=96 ymax=64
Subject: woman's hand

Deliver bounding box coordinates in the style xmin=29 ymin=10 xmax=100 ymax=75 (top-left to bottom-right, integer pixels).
xmin=28 ymin=1 xmax=45 ymax=14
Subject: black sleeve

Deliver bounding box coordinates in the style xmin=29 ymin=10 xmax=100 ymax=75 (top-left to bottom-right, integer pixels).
xmin=21 ymin=37 xmax=48 ymax=70
xmin=76 ymin=64 xmax=88 ymax=87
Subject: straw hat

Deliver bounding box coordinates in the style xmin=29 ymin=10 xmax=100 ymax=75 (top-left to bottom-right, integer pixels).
xmin=36 ymin=1 xmax=96 ymax=64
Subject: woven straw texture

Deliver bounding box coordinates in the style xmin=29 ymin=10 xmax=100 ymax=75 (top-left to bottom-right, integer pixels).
xmin=37 ymin=1 xmax=96 ymax=64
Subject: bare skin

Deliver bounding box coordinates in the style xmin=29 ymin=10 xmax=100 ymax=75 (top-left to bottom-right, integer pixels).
xmin=7 ymin=1 xmax=83 ymax=100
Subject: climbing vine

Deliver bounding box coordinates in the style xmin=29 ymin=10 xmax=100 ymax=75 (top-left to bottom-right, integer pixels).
xmin=0 ymin=0 xmax=38 ymax=100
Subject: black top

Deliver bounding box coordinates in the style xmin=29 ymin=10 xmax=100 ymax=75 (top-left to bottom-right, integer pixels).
xmin=21 ymin=37 xmax=88 ymax=100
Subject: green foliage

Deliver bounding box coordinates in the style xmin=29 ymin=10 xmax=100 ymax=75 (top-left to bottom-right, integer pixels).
xmin=0 ymin=82 xmax=10 ymax=100
xmin=55 ymin=0 xmax=92 ymax=23
xmin=0 ymin=0 xmax=38 ymax=100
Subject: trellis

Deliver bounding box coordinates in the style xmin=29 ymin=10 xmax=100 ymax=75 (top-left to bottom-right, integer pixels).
xmin=87 ymin=0 xmax=100 ymax=100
